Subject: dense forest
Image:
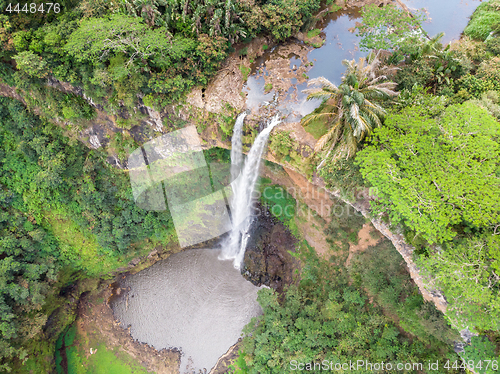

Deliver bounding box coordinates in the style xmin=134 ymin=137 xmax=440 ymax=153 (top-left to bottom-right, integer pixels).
xmin=0 ymin=0 xmax=499 ymax=372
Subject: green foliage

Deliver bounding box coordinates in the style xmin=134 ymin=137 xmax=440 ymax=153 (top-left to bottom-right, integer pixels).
xmin=395 ymin=58 xmax=434 ymax=91
xmin=356 ymin=4 xmax=426 ymax=51
xmin=269 ymin=131 xmax=293 ymax=161
xmin=461 ymin=336 xmax=499 ymax=374
xmin=0 ymin=96 xmax=174 ymax=260
xmin=13 ymin=51 xmax=48 ymax=78
xmin=464 ymin=0 xmax=500 ymax=41
xmin=456 ymin=74 xmax=497 ymax=98
xmin=418 ymin=233 xmax=500 ymax=332
xmin=65 ymin=15 xmax=170 ymax=64
xmin=261 ymin=0 xmax=321 ymax=41
xmin=357 ymin=102 xmax=500 ymax=244
xmin=240 ymin=246 xmax=459 ymax=373
xmin=318 ymin=157 xmax=365 ymax=200
xmin=453 ymin=56 xmax=500 ymax=99
xmin=350 ymin=240 xmax=460 ymax=348
xmin=0 ymin=0 xmax=324 ymax=110
xmin=0 ymin=196 xmax=59 ymax=371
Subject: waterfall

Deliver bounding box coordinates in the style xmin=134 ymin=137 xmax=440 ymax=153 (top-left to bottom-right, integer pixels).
xmin=230 ymin=113 xmax=246 ymax=182
xmin=220 ymin=114 xmax=281 ymax=269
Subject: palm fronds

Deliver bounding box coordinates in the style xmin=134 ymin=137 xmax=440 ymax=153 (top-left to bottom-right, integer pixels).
xmin=301 ymin=55 xmax=398 ymax=169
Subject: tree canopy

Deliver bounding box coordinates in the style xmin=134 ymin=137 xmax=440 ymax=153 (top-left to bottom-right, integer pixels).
xmin=418 ymin=232 xmax=500 ymax=332
xmin=356 ymin=102 xmax=500 ymax=244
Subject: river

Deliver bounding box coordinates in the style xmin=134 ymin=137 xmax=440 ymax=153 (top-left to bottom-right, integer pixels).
xmin=245 ymin=0 xmax=482 ymax=118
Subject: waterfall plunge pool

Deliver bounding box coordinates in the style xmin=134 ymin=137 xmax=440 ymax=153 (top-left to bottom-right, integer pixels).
xmin=110 ymin=248 xmax=263 ymax=374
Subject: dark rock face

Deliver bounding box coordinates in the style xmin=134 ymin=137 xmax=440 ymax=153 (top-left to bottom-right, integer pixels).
xmin=242 ymin=204 xmax=299 ymax=293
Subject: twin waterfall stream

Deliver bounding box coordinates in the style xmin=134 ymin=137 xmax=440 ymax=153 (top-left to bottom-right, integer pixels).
xmin=111 ymin=114 xmax=280 ymax=374
xmin=220 ymin=113 xmax=281 ymax=269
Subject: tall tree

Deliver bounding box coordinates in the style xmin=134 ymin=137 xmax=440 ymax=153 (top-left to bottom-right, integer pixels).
xmin=302 ymin=55 xmax=398 ymax=168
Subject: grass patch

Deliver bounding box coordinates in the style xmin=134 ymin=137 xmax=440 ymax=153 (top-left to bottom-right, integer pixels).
xmin=262 ymin=44 xmax=269 ymax=50
xmin=239 ymin=65 xmax=251 ymax=81
xmin=264 ymin=83 xmax=273 ymax=93
xmin=57 ymin=323 xmax=149 ymax=374
xmin=303 ymin=116 xmax=330 ymax=139
xmin=87 ymin=345 xmax=150 ymax=374
xmin=307 ymin=28 xmax=321 ymax=38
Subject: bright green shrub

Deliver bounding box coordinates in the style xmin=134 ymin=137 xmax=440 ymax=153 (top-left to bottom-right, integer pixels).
xmin=13 ymin=51 xmax=48 ymax=78
xmin=467 ymin=90 xmax=500 ymax=118
xmin=457 ymin=74 xmax=497 ymax=97
xmin=269 ymin=131 xmax=293 ymax=161
xmin=461 ymin=336 xmax=499 ymax=374
xmin=465 ymin=11 xmax=500 ymax=40
xmin=62 ymin=106 xmax=77 ymax=119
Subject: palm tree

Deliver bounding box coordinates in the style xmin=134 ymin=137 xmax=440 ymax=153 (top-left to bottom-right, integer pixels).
xmin=302 ymin=54 xmax=398 ymax=169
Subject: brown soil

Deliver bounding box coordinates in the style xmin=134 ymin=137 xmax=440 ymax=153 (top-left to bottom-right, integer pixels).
xmin=344 ymin=222 xmax=382 ymax=267
xmin=209 ymin=341 xmax=242 ymax=374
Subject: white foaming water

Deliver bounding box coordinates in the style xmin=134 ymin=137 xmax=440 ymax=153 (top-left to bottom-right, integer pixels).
xmin=220 ymin=115 xmax=281 ymax=269
xmin=230 ymin=112 xmax=246 ymax=182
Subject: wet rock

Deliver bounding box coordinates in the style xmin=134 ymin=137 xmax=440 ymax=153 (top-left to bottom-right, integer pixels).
xmin=242 ymin=204 xmax=299 ymax=293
